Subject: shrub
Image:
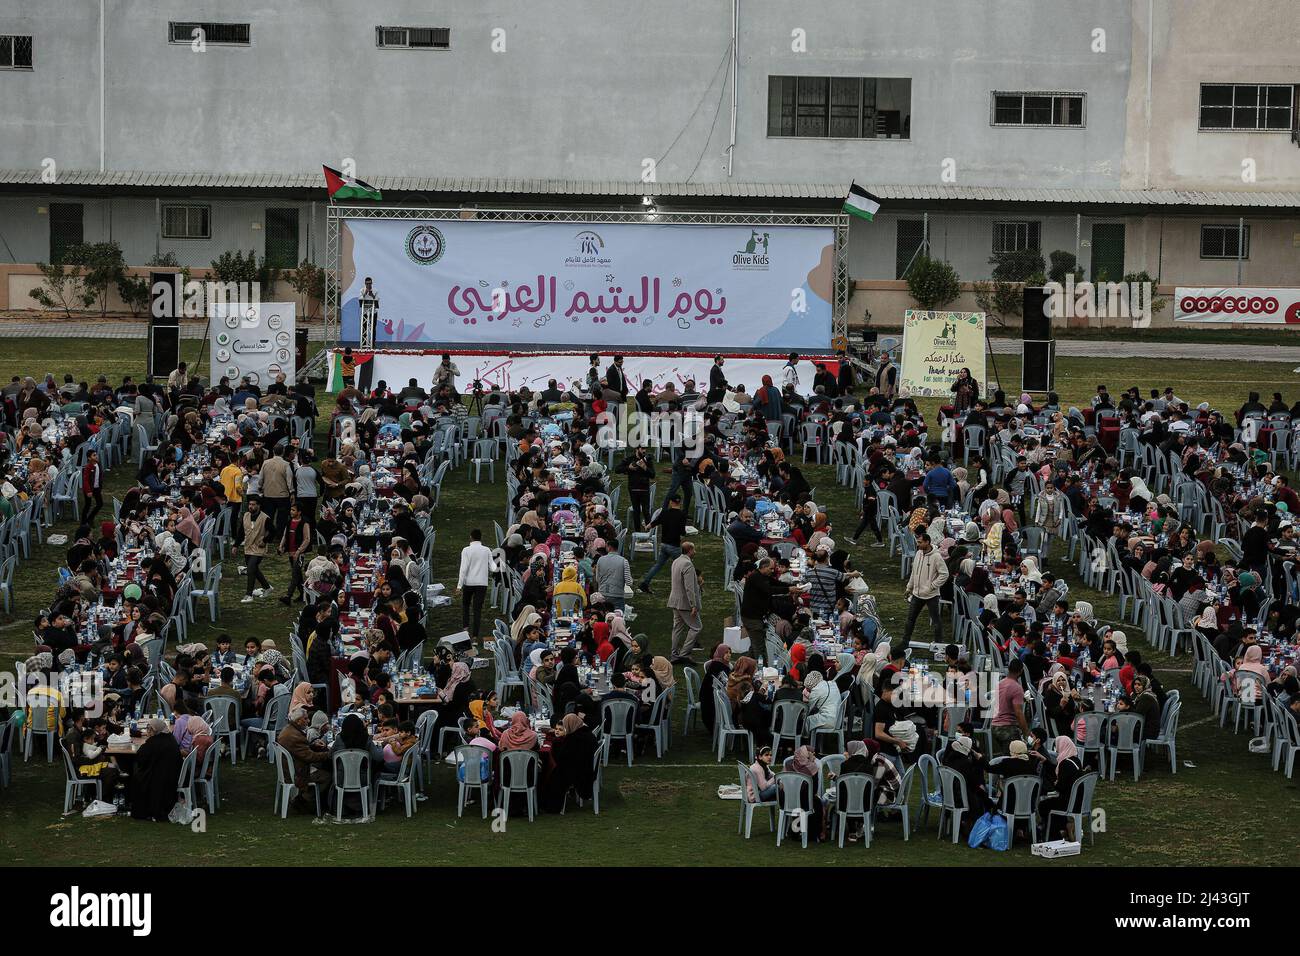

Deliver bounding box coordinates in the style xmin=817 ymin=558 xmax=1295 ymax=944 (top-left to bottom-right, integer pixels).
xmin=905 ymin=255 xmax=961 ymax=311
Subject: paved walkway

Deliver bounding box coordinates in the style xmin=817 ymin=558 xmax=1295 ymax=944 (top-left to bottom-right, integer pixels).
xmin=0 ymin=317 xmax=327 ymax=339
xmin=989 ymin=338 xmax=1300 ymax=363
xmin=0 ymin=317 xmax=1295 ymax=361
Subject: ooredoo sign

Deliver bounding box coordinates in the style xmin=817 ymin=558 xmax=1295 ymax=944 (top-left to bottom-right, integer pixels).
xmin=1174 ymin=287 xmax=1300 ymax=324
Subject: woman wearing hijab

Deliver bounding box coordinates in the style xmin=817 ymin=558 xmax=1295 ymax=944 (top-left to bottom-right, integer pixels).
xmin=649 ymin=656 xmax=675 ymax=695
xmin=1038 ymin=736 xmax=1085 ymax=838
xmin=290 ymin=681 xmax=315 ymax=716
xmin=788 ymin=641 xmax=808 ymax=682
xmin=432 ymin=661 xmax=473 ymax=725
xmin=940 ymin=733 xmax=993 ymax=822
xmin=468 ymin=694 xmax=502 ymax=742
xmin=1042 ymin=671 xmax=1078 ymax=737
xmin=498 ymin=711 xmax=539 ymax=753
xmin=701 ymin=644 xmax=732 ymax=734
xmin=726 ymin=656 xmax=757 ymax=716
xmin=173 ymin=708 xmax=214 ymax=764
xmin=803 ymin=671 xmax=841 ymax=751
xmin=129 ymin=719 xmax=184 ymax=821
xmin=1230 ymin=644 xmax=1270 ymax=697
xmin=786 ymin=744 xmax=826 ymax=840
xmin=541 ymin=713 xmax=598 ymax=812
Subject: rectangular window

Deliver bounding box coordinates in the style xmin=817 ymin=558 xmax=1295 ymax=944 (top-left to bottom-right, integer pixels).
xmin=49 ymin=203 xmax=84 ymax=263
xmin=0 ymin=35 xmax=33 ymax=69
xmin=992 ymin=221 xmax=1042 ymax=255
xmin=161 ymin=205 xmax=211 ymax=240
xmin=1200 ymin=83 xmax=1294 ymax=131
xmin=264 ymin=208 xmax=300 ymax=270
xmin=991 ymin=92 xmax=1085 ymax=127
xmin=169 ymin=22 xmax=251 ymax=45
xmin=1200 ymin=224 xmax=1250 ymax=259
xmin=767 ymin=76 xmax=910 ymax=139
xmin=375 ymin=26 xmax=450 ymax=49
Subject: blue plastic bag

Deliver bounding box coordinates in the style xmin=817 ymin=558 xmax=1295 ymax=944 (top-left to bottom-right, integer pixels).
xmin=967 ymin=811 xmax=995 ymax=848
xmin=967 ymin=811 xmax=1009 ymax=850
xmin=986 ymin=813 xmax=1010 ymax=851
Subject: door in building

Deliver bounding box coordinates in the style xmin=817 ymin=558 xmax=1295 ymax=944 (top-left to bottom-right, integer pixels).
xmin=895 ymin=219 xmax=925 ymax=279
xmin=49 ymin=202 xmax=84 ymax=263
xmin=1089 ymin=223 xmax=1126 ymax=283
xmin=264 ymin=208 xmax=300 ymax=270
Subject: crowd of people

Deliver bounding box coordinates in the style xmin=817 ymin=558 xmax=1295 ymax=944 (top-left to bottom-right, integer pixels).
xmin=3 ymin=351 xmax=1296 ymax=849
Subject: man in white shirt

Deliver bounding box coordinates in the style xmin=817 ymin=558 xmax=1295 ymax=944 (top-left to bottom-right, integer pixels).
xmin=780 ymin=352 xmax=801 ymax=391
xmin=456 ymin=528 xmax=494 ymax=641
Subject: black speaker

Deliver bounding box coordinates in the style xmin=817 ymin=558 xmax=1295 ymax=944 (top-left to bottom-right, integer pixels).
xmin=148 ymin=326 xmax=181 ymax=379
xmin=295 ymin=328 xmax=310 ymax=370
xmin=147 ymin=272 xmax=182 ymax=378
xmin=1022 ymin=285 xmax=1054 ymax=340
xmin=1022 ymin=340 xmax=1055 ymax=393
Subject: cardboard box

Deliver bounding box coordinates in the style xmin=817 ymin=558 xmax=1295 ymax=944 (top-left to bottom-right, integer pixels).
xmin=1031 ymin=840 xmax=1081 ymax=858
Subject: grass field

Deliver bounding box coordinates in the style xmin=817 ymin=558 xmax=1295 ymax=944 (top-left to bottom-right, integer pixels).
xmin=1 ymin=337 xmax=1296 ymax=866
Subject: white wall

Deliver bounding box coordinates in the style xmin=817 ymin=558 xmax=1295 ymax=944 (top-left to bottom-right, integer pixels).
xmin=0 ymin=0 xmax=1132 ymax=188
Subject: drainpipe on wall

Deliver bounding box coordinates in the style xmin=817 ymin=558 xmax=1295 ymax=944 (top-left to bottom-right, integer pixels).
xmin=727 ymin=0 xmax=738 ymax=177
xmin=100 ymin=0 xmax=106 ymax=172
xmin=1143 ymin=0 xmax=1153 ymax=189
xmin=1237 ymin=217 xmax=1245 ymax=285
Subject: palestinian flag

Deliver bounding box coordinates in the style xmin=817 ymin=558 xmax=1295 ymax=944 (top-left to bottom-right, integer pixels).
xmin=322 ymin=165 xmax=382 ymax=202
xmin=842 ymin=182 xmax=881 ymax=221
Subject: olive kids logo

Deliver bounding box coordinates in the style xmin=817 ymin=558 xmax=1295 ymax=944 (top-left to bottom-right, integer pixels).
xmin=49 ymin=886 xmax=152 ymax=936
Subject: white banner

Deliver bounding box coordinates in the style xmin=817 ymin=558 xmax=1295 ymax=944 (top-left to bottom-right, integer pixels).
xmin=329 ymin=350 xmax=837 ymax=398
xmin=1174 ymin=287 xmax=1300 ymax=324
xmin=209 ymin=301 xmax=296 ymax=388
xmin=338 ymin=217 xmax=835 ymax=350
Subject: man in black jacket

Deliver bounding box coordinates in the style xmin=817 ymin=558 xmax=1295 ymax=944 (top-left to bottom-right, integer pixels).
xmin=605 ymin=355 xmax=627 ymax=399
xmin=740 ymin=558 xmax=787 ymax=646
xmin=707 ymin=356 xmax=729 ymax=404
xmin=616 ymin=447 xmax=655 ymax=530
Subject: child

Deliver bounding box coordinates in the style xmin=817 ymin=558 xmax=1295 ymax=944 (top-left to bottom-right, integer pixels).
xmin=340 ymin=347 xmax=356 ymax=389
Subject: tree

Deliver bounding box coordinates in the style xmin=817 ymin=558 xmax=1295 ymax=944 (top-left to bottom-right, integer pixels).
xmin=116 ymin=273 xmax=152 ymax=317
xmin=971 ymin=279 xmax=1023 ymax=328
xmin=210 ymin=249 xmax=280 ymax=298
xmin=905 ymin=255 xmax=961 ymax=311
xmin=28 ymin=261 xmax=95 ymax=317
xmin=287 ymin=259 xmax=325 ymax=319
xmin=1123 ymin=270 xmax=1168 ymax=321
xmin=1048 ymin=250 xmax=1084 ymax=285
xmin=989 ymin=248 xmax=1045 ymax=283
xmin=64 ymin=241 xmax=127 ymax=318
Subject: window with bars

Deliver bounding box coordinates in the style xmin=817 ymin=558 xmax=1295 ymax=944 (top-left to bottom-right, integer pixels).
xmin=768 ymin=76 xmax=910 ymax=139
xmin=169 ymin=22 xmax=251 ymax=45
xmin=992 ymin=221 xmax=1042 ymax=254
xmin=991 ymin=92 xmax=1085 ymax=127
xmin=1200 ymin=224 xmax=1251 ymax=259
xmin=161 ymin=205 xmax=211 ymax=240
xmin=1199 ymin=84 xmax=1294 ymax=131
xmin=0 ymin=35 xmax=33 ymax=69
xmin=376 ymin=26 xmax=451 ymax=49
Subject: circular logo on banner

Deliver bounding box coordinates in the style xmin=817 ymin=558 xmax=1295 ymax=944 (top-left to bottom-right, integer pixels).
xmin=216 ymin=332 xmax=231 ymax=346
xmin=223 ymin=314 xmax=240 ymax=329
xmin=405 ymin=225 xmax=446 ymax=265
xmin=268 ymin=364 xmax=283 ymax=377
xmin=275 ymin=331 xmax=291 ymax=346
xmin=267 ymin=314 xmax=283 ymax=330
xmin=276 ymin=349 xmax=291 ymax=363
xmin=245 ymin=371 xmax=260 ymax=386
xmin=226 ymin=366 xmax=240 ymax=379
xmin=216 ymin=348 xmax=230 ymax=362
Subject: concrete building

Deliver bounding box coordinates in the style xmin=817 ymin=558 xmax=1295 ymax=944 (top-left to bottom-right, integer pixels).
xmin=0 ymin=0 xmax=1295 ymax=326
